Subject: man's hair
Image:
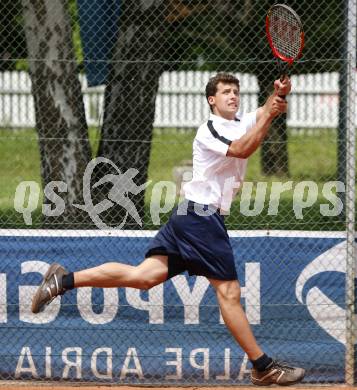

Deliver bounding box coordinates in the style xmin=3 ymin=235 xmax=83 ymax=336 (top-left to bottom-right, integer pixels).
xmin=205 ymin=73 xmax=240 ymax=112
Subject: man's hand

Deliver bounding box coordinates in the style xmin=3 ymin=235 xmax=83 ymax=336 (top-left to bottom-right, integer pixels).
xmin=263 ymin=94 xmax=288 ymax=119
xmin=256 ymin=76 xmax=291 ymax=122
xmin=274 ymin=76 xmax=291 ymax=96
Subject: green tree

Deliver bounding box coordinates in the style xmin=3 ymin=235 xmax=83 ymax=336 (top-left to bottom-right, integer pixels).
xmin=94 ymin=0 xmax=172 ymax=226
xmin=0 ymin=0 xmax=27 ymax=70
xmin=22 ymin=0 xmax=92 ymax=227
xmin=21 ymin=0 xmax=174 ymax=228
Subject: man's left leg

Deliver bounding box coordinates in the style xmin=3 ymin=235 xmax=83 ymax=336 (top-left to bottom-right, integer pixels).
xmin=31 ymin=256 xmax=169 ymax=313
xmin=209 ymin=278 xmax=305 ymax=386
xmin=209 ymin=278 xmax=263 ymax=360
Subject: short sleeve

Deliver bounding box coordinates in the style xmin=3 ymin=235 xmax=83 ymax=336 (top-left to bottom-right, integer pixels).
xmin=195 ymin=126 xmax=229 ymax=156
xmin=240 ymin=110 xmax=257 ymax=132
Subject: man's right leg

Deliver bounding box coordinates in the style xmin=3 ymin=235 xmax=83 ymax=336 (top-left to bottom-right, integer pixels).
xmin=31 ymin=255 xmax=169 ymax=313
xmin=209 ymin=278 xmax=305 ymax=386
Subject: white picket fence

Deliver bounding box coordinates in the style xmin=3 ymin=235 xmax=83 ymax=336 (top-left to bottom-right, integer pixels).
xmin=0 ymin=70 xmax=352 ymax=131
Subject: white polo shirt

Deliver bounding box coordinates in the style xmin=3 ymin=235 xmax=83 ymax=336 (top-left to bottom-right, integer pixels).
xmin=183 ymin=111 xmax=257 ymax=211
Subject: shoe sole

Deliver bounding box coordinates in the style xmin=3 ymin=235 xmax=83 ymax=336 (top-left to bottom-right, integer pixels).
xmin=251 ymin=369 xmax=305 ymax=386
xmin=31 ymin=263 xmax=63 ymax=314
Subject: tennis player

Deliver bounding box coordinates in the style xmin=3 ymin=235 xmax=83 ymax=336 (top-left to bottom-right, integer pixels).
xmin=32 ymin=72 xmax=305 ymax=385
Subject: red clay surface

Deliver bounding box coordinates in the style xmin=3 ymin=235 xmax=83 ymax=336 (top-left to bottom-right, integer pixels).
xmin=0 ymin=386 xmax=354 ymax=390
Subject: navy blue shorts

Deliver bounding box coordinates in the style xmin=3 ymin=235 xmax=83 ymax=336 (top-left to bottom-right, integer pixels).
xmin=145 ymin=200 xmax=237 ymax=281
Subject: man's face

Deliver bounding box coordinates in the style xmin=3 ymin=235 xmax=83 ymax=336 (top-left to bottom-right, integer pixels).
xmin=208 ymin=82 xmax=240 ymax=120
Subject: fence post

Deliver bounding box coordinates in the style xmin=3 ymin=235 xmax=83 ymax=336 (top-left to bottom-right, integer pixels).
xmin=344 ymin=0 xmax=357 ymax=385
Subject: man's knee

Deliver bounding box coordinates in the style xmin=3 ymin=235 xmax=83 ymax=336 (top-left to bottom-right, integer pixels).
xmin=131 ymin=267 xmax=164 ymax=290
xmin=216 ymin=280 xmax=241 ymax=304
xmin=136 ymin=277 xmax=159 ymax=290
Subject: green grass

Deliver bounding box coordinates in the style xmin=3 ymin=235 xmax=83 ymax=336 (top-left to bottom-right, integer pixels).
xmin=148 ymin=131 xmax=196 ymax=183
xmin=0 ymin=129 xmax=41 ymax=210
xmin=0 ymin=127 xmax=355 ymax=230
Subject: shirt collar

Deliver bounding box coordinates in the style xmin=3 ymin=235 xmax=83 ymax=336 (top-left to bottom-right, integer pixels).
xmin=209 ymin=113 xmax=240 ymax=124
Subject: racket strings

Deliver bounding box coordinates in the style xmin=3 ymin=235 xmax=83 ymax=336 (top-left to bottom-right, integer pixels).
xmin=269 ymin=7 xmax=302 ymax=59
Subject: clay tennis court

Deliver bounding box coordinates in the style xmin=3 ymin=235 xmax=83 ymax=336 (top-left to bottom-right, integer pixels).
xmin=0 ymin=386 xmax=355 ymax=390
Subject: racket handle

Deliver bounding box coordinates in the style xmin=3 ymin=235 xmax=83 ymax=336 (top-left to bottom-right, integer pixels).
xmin=279 ymin=72 xmax=286 ymax=100
xmin=278 ymin=62 xmax=287 ymax=100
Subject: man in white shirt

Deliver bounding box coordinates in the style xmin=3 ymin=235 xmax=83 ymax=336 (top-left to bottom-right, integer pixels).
xmin=32 ymin=73 xmax=305 ymax=385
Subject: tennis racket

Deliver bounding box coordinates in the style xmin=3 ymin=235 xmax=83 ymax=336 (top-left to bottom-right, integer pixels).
xmin=266 ymin=4 xmax=304 ymax=98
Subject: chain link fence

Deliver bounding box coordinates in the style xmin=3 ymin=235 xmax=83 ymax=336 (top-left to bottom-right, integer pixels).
xmin=0 ymin=0 xmax=356 ymax=385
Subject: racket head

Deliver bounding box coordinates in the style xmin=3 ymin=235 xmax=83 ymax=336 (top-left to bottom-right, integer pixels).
xmin=266 ymin=4 xmax=304 ymax=66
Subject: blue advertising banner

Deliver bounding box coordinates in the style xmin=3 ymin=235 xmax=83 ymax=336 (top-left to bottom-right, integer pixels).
xmin=0 ymin=230 xmax=351 ymax=384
